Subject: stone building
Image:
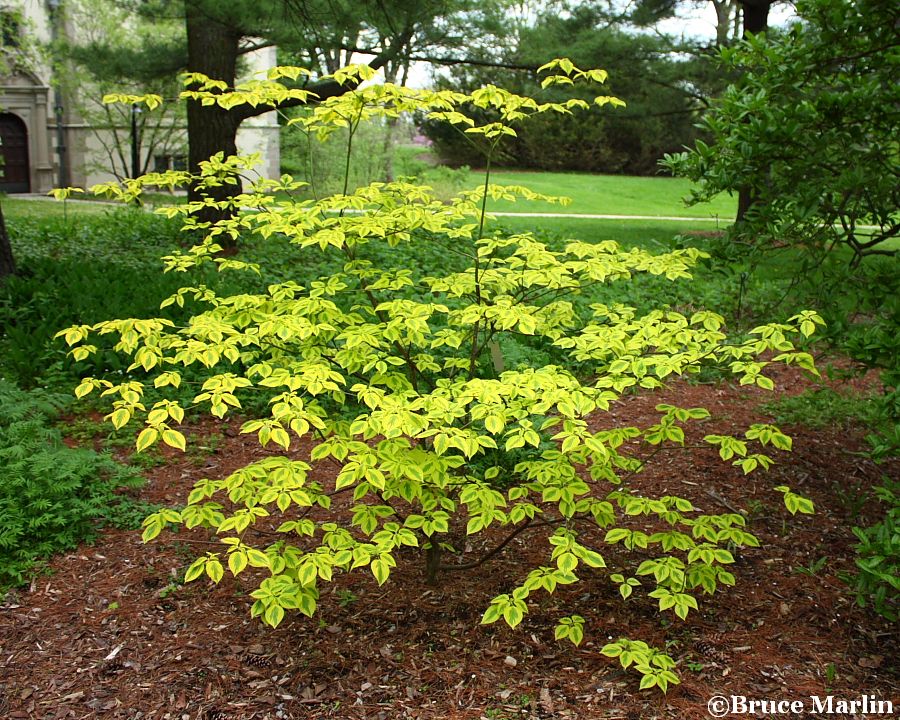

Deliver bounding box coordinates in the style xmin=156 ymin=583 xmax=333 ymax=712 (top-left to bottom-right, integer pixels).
xmin=0 ymin=0 xmax=279 ymax=194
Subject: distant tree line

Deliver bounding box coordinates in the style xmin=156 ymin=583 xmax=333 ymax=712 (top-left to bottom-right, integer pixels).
xmin=421 ymin=5 xmax=731 ymax=175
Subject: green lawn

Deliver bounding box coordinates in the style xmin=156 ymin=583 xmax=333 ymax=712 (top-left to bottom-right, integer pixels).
xmin=1 ymin=193 xmax=729 ymax=257
xmin=2 ymin=197 xmax=115 ymax=220
xmin=486 ymin=216 xmax=725 ymax=249
xmin=4 ymin=167 xmax=737 ymax=223
xmin=468 ymin=169 xmax=736 ymax=219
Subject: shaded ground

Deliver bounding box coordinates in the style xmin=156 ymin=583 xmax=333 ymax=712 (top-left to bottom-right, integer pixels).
xmin=1 ymin=360 xmax=897 ymax=719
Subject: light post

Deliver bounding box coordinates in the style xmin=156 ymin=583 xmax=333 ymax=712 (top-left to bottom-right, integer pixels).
xmin=47 ymin=0 xmax=69 ymax=188
xmin=130 ymin=103 xmax=141 ymax=178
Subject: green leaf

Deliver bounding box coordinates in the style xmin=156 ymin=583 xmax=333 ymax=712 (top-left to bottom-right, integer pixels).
xmin=297 ymin=590 xmax=317 ymax=617
xmin=600 ymin=642 xmax=622 ymax=658
xmin=141 ymin=516 xmax=164 ymax=543
xmin=271 ymin=427 xmax=291 ymax=450
xmin=503 ymin=604 xmax=524 ymax=628
xmin=485 ymin=414 xmax=504 ymax=434
xmin=141 ymin=523 xmax=161 ymax=543
xmin=371 ymin=557 xmax=390 ymax=586
xmin=264 ymin=603 xmax=285 ymax=628
xmin=110 ymin=408 xmax=130 ymax=430
xmin=556 ymin=552 xmax=578 ymax=573
xmin=578 ymin=548 xmax=606 ymax=568
xmin=74 ymin=379 xmax=95 ymax=398
xmin=162 ymin=428 xmax=186 ymax=451
xmin=658 ymin=670 xmax=680 ymax=692
xmin=246 ymin=548 xmax=271 ymax=568
xmin=481 ymin=603 xmax=502 ymax=625
xmin=568 ymin=623 xmax=584 ymax=646
xmin=184 ymin=557 xmax=206 ymax=583
xmin=206 ymin=558 xmax=224 ymax=583
xmin=466 ymin=516 xmax=484 ymax=534
xmin=229 ymin=551 xmax=248 ymax=576
xmin=604 ymin=528 xmax=629 ymax=544
xmin=136 ymin=427 xmax=159 ymax=452
xmin=297 ymin=562 xmax=317 ymax=586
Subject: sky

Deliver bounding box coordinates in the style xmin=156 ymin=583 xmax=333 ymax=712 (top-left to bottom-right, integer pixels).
xmin=658 ymin=2 xmax=797 ymax=39
xmin=403 ymin=1 xmax=798 ymax=88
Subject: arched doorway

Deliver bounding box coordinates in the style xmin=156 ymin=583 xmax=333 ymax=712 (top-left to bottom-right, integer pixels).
xmin=0 ymin=113 xmax=30 ymax=193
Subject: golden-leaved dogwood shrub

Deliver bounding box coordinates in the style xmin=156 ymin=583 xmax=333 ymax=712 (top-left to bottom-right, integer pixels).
xmin=59 ymin=60 xmax=821 ymax=692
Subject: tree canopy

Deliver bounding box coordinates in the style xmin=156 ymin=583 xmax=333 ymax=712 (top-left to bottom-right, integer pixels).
xmin=665 ymin=0 xmax=900 ymax=264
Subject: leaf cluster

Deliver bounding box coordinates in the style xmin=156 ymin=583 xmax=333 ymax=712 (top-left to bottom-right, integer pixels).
xmin=601 ymin=638 xmax=680 ymax=692
xmin=849 ymin=480 xmax=900 ymax=622
xmin=0 ymin=380 xmax=146 ymax=589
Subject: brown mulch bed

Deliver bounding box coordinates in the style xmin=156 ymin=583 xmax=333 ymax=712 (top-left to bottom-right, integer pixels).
xmin=1 ymin=360 xmax=898 ymax=719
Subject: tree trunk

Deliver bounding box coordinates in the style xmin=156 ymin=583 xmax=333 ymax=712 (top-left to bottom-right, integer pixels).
xmin=0 ymin=202 xmax=14 ymax=283
xmin=382 ymin=116 xmax=398 ymax=183
xmin=741 ymin=0 xmax=770 ymax=36
xmin=736 ymin=185 xmax=756 ymax=223
xmin=185 ymin=4 xmax=242 ymax=234
xmin=736 ymin=0 xmax=770 ymax=223
xmin=425 ymin=541 xmax=441 ymax=586
xmin=180 ymin=10 xmax=412 ymax=240
xmin=712 ymin=0 xmax=737 ymax=46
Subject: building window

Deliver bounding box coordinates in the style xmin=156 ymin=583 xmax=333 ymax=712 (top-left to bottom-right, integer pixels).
xmin=153 ymin=154 xmax=188 ymax=172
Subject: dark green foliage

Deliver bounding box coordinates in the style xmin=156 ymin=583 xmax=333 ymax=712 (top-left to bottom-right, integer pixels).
xmin=422 ymin=11 xmax=716 ymax=175
xmin=665 ymin=0 xmax=899 ymax=263
xmin=762 ymin=387 xmax=888 ymax=434
xmin=850 ymin=480 xmax=900 ymax=622
xmin=771 ymin=249 xmax=900 ymax=460
xmin=662 ymin=0 xmax=900 ymax=462
xmin=823 ymin=260 xmax=900 ymax=460
xmin=0 ymin=207 xmax=235 ymax=388
xmin=0 ymin=380 xmax=147 ymax=589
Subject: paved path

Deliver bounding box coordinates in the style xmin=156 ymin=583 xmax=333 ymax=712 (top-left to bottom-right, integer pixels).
xmin=489 ymin=211 xmax=729 ymax=222
xmin=14 ymin=195 xmax=884 ymax=232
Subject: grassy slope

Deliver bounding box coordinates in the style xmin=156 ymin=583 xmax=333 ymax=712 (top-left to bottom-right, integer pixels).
xmin=2 ymin=197 xmax=114 ymax=219
xmin=486 ymin=216 xmax=722 ymax=249
xmin=4 ymin=167 xmax=736 ymax=221
xmin=468 ymin=169 xmax=736 ymax=219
